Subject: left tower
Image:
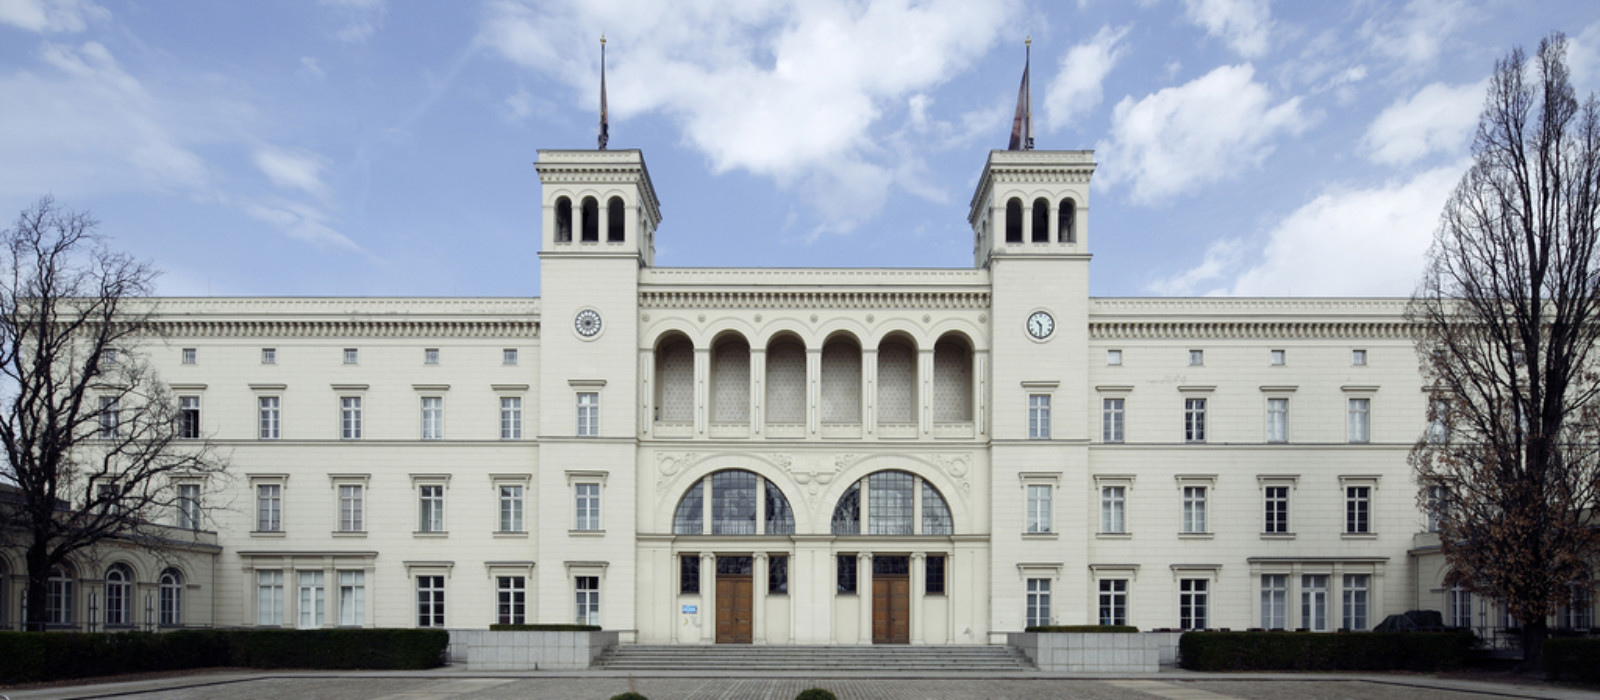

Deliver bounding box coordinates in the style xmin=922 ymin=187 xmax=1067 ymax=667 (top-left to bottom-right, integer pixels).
xmin=534 ymin=149 xmax=661 ymax=637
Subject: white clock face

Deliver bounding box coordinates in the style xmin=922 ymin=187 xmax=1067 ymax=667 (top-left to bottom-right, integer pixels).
xmin=574 ymin=309 xmax=602 ymax=338
xmin=1027 ymin=311 xmax=1054 ymax=339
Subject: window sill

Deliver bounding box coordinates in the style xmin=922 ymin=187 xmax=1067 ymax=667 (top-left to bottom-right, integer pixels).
xmin=1260 ymin=532 xmax=1297 ymax=540
xmin=569 ymin=529 xmax=606 ymax=537
xmin=1096 ymin=532 xmax=1132 ymax=539
xmin=1342 ymin=532 xmax=1378 ymax=540
xmin=1178 ymin=532 xmax=1214 ymax=540
xmin=493 ymin=531 xmax=529 ymax=538
xmin=413 ymin=531 xmax=449 ymax=538
xmin=250 ymin=530 xmax=286 ymax=538
xmin=1022 ymin=532 xmax=1059 ymax=540
xmin=332 ymin=530 xmax=368 ymax=538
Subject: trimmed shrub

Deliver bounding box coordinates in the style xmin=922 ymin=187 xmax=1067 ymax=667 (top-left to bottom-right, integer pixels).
xmin=1545 ymin=638 xmax=1600 ymax=683
xmin=489 ymin=623 xmax=602 ymax=632
xmin=795 ymin=690 xmax=838 ymax=700
xmin=223 ymin=629 xmax=448 ymax=670
xmin=609 ymin=693 xmax=650 ymax=700
xmin=1179 ymin=631 xmax=1474 ymax=672
xmin=1025 ymin=625 xmax=1138 ymax=633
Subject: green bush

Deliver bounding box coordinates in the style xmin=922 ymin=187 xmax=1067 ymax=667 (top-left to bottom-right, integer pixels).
xmin=488 ymin=623 xmax=602 ymax=632
xmin=1545 ymin=638 xmax=1600 ymax=683
xmin=1025 ymin=625 xmax=1138 ymax=633
xmin=609 ymin=693 xmax=650 ymax=700
xmin=795 ymin=690 xmax=838 ymax=700
xmin=0 ymin=628 xmax=448 ymax=684
xmin=1179 ymin=630 xmax=1474 ymax=671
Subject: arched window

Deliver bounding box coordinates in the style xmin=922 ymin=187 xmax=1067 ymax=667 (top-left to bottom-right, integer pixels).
xmin=820 ymin=334 xmax=861 ymax=425
xmin=105 ymin=564 xmax=132 ymax=626
xmin=765 ymin=335 xmax=806 ymax=425
xmin=922 ymin=481 xmax=953 ymax=535
xmin=671 ymin=469 xmax=794 ymax=535
xmin=1059 ymin=199 xmax=1076 ymax=243
xmin=831 ymin=482 xmax=861 ymax=535
xmin=1032 ymin=198 xmax=1049 ymax=243
xmin=554 ymin=197 xmax=573 ymax=242
xmin=654 ymin=335 xmax=694 ymax=424
xmin=830 ymin=471 xmax=954 ymax=536
xmin=876 ymin=336 xmax=916 ymax=427
xmin=933 ymin=335 xmax=973 ymax=423
xmin=1004 ymin=198 xmax=1023 ymax=243
xmin=160 ymin=569 xmax=183 ymax=626
xmin=710 ymin=335 xmax=750 ymax=425
xmin=607 ymin=196 xmax=625 ymax=242
xmin=46 ymin=565 xmax=73 ymax=626
xmin=580 ymin=196 xmax=599 ymax=242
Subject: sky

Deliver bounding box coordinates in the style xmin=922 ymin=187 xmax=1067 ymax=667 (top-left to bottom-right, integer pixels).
xmin=0 ymin=0 xmax=1597 ymax=299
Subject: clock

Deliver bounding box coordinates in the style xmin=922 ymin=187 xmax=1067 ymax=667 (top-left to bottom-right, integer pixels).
xmin=574 ymin=309 xmax=603 ymax=338
xmin=1027 ymin=311 xmax=1054 ymax=340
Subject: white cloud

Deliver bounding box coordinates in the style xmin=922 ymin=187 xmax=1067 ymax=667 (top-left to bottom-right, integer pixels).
xmin=1569 ymin=21 xmax=1600 ymax=91
xmin=244 ymin=201 xmax=360 ymax=252
xmin=253 ymin=146 xmax=330 ymax=197
xmin=1363 ymin=80 xmax=1484 ymax=166
xmin=1360 ymin=0 xmax=1473 ymax=68
xmin=1181 ymin=0 xmax=1271 ymax=58
xmin=1096 ymin=63 xmax=1311 ymax=203
xmin=503 ymin=87 xmax=534 ymax=122
xmin=0 ymin=0 xmax=107 ymax=33
xmin=299 ymin=56 xmax=325 ymax=81
xmin=319 ymin=0 xmax=386 ymax=43
xmin=476 ymin=0 xmax=1020 ymax=232
xmin=1146 ymin=238 xmax=1245 ymax=295
xmin=1042 ymin=25 xmax=1128 ymax=132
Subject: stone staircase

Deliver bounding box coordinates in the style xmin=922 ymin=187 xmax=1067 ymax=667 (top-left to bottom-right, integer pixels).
xmin=597 ymin=644 xmax=1036 ymax=672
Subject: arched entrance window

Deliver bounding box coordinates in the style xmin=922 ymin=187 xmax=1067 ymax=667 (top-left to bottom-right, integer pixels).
xmin=160 ymin=569 xmax=183 ymax=627
xmin=46 ymin=565 xmax=73 ymax=626
xmin=105 ymin=564 xmax=132 ymax=626
xmin=830 ymin=470 xmax=954 ymax=535
xmin=672 ymin=469 xmax=795 ymax=535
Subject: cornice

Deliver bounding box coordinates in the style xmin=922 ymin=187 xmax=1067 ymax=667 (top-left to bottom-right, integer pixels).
xmin=1088 ymin=297 xmax=1415 ymax=340
xmin=640 ymin=289 xmax=989 ymax=310
xmin=1090 ymin=320 xmax=1413 ymax=340
xmin=137 ymin=297 xmax=541 ymax=339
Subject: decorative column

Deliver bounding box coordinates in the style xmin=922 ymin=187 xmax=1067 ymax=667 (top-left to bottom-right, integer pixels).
xmin=918 ymin=348 xmax=935 ymax=435
xmin=857 ymin=553 xmax=874 ymax=644
xmin=807 ymin=347 xmax=822 ymax=437
xmin=640 ymin=348 xmax=654 ymax=437
xmin=910 ymin=553 xmax=926 ymax=644
xmin=1046 ymin=201 xmax=1058 ymax=243
xmin=862 ymin=346 xmax=878 ymax=435
xmin=753 ymin=552 xmax=769 ymax=644
xmin=750 ymin=347 xmax=765 ymax=435
xmin=694 ymin=347 xmax=710 ymax=436
xmin=701 ymin=553 xmax=716 ymax=643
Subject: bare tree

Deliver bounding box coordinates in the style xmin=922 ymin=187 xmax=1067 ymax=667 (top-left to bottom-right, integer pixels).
xmin=1409 ymin=33 xmax=1600 ymax=669
xmin=0 ymin=197 xmax=227 ymax=631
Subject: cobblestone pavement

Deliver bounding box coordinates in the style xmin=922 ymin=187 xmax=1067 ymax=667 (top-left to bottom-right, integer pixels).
xmin=60 ymin=677 xmax=1564 ymax=700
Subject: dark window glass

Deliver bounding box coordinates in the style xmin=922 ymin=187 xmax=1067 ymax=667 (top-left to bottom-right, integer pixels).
xmin=673 ymin=480 xmax=703 ymax=534
xmin=607 ymin=197 xmax=625 ymax=242
xmin=1031 ymin=198 xmax=1049 ymax=242
xmin=1005 ymin=198 xmax=1023 ymax=242
xmin=868 ymin=471 xmax=914 ymax=535
xmin=768 ymin=555 xmax=788 ymax=595
xmin=716 ymin=556 xmax=752 ymax=576
xmin=831 ymin=482 xmax=860 ymax=535
xmin=554 ymin=197 xmax=572 ymax=242
xmin=837 ymin=554 xmax=857 ymax=594
xmin=680 ymin=555 xmax=700 ymax=594
xmin=712 ymin=471 xmax=757 ymax=535
xmin=765 ymin=480 xmax=795 ymax=534
xmin=580 ymin=197 xmax=599 ymax=242
xmin=873 ymin=555 xmax=910 ymax=576
xmin=926 ymin=555 xmax=946 ymax=595
xmin=922 ymin=481 xmax=953 ymax=534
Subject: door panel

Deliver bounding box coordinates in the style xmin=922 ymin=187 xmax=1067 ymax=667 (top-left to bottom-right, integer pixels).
xmin=716 ymin=576 xmax=753 ymax=644
xmin=872 ymin=576 xmax=911 ymax=644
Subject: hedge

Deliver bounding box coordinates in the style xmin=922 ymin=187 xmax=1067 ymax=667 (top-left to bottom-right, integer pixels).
xmin=1179 ymin=631 xmax=1475 ymax=672
xmin=0 ymin=629 xmax=449 ymax=684
xmin=1025 ymin=625 xmax=1138 ymax=633
xmin=1545 ymin=638 xmax=1600 ymax=683
xmin=488 ymin=623 xmax=602 ymax=632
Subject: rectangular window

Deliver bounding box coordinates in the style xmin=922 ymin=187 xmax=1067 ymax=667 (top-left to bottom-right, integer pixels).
xmin=182 ymin=347 xmax=196 ymax=364
xmin=338 ymin=571 xmax=364 ymax=626
xmin=421 ymin=397 xmax=443 ymax=440
xmin=1179 ymin=578 xmax=1208 ymax=630
xmin=1269 ymin=349 xmax=1285 ymax=365
xmin=770 ymin=555 xmax=790 ymax=595
xmin=1026 ymin=484 xmax=1052 ymax=534
xmin=417 ymin=576 xmax=445 ymax=628
xmin=680 ymin=554 xmax=700 ymax=594
xmin=1426 ymin=485 xmax=1448 ymax=533
xmin=99 ymin=397 xmax=119 ymax=439
xmin=179 ymin=395 xmax=200 ymax=439
xmin=497 ymin=576 xmax=526 ymax=625
xmin=298 ymin=571 xmax=325 ymax=629
xmin=503 ymin=348 xmax=518 ymax=365
xmin=1301 ymin=574 xmax=1328 ymax=631
xmin=1101 ymin=486 xmax=1125 ymax=534
xmin=1428 ymin=399 xmax=1450 ymax=444
xmin=837 ymin=554 xmax=857 ymax=594
xmin=176 ymin=483 xmax=200 ymax=530
xmin=1102 ymin=398 xmax=1124 ymax=443
xmin=925 ymin=555 xmax=945 ymax=595
xmin=1028 ymin=394 xmax=1051 ymax=439
xmin=1343 ymin=574 xmax=1370 ymax=630
xmin=261 ymin=348 xmax=276 ymax=364
xmin=1188 ymin=349 xmax=1204 ymax=366
xmin=1263 ymin=486 xmax=1288 ymax=534
xmin=575 ymin=576 xmax=599 ymax=626
xmin=576 ymin=392 xmax=599 ymax=437
xmin=1266 ymin=398 xmax=1287 ymax=443
xmin=1352 ymin=349 xmax=1367 ymax=366
xmin=1261 ymin=574 xmax=1288 ymax=629
xmin=257 ymin=570 xmax=284 ymax=626
xmin=424 ymin=348 xmax=439 ymax=365
xmin=1107 ymin=349 xmax=1123 ymax=366
xmin=501 ymin=397 xmax=523 ymax=440
xmin=1449 ymin=587 xmax=1473 ymax=628
xmin=499 ymin=485 xmax=524 ymax=533
xmin=1098 ymin=579 xmax=1128 ymax=626
xmin=574 ymin=483 xmax=600 ymax=531
xmin=257 ymin=484 xmax=282 ymax=532
xmin=1182 ymin=486 xmax=1207 ymax=534
xmin=419 ymin=484 xmax=444 ymax=533
xmin=1567 ymin=586 xmax=1593 ymax=630
xmin=259 ymin=396 xmax=280 ymax=440
xmin=47 ymin=574 xmax=73 ymax=625
xmin=1184 ymin=398 xmax=1206 ymax=443
xmin=1026 ymin=578 xmax=1052 ymax=628
xmin=1348 ymin=398 xmax=1370 ymax=444
xmin=338 ymin=484 xmax=364 ymax=532
xmin=343 ymin=348 xmax=358 ymax=364
xmin=1346 ymin=486 xmax=1371 ymax=534
xmin=341 ymin=397 xmax=362 ymax=439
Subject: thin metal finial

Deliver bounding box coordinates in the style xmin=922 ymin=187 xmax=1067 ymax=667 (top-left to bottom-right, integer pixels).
xmin=1025 ymin=35 xmax=1031 ymax=47
xmin=600 ymin=33 xmax=606 ymax=46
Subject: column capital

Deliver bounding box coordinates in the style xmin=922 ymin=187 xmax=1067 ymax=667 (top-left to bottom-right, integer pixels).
xmin=857 ymin=552 xmax=874 ymax=562
xmin=753 ymin=552 xmax=769 ymax=561
xmin=911 ymin=552 xmax=927 ymax=561
xmin=701 ymin=552 xmax=716 ymax=562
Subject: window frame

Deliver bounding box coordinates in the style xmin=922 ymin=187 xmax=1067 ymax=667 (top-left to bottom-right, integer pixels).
xmin=1261 ymin=573 xmax=1288 ymax=630
xmin=1184 ymin=397 xmax=1207 ymax=443
xmin=1027 ymin=393 xmax=1051 ymax=439
xmin=1179 ymin=577 xmax=1209 ymax=630
xmin=258 ymin=395 xmax=281 ymax=440
xmin=1102 ymin=397 xmax=1125 ymax=443
xmin=338 ymin=570 xmax=365 ymax=627
xmin=1097 ymin=578 xmax=1128 ymax=626
xmin=340 ymin=396 xmax=363 ymax=440
xmin=256 ymin=482 xmax=283 ymax=533
xmin=178 ymin=395 xmax=201 ymax=440
xmin=1301 ymin=574 xmax=1329 ymax=632
xmin=1025 ymin=578 xmax=1052 ymax=628
xmin=1343 ymin=574 xmax=1370 ymax=631
xmin=420 ymin=396 xmax=444 ymax=441
xmin=576 ymin=391 xmax=600 ymax=437
xmin=496 ymin=575 xmax=527 ymax=625
xmin=574 ymin=575 xmax=600 ymax=626
xmin=256 ymin=569 xmax=284 ymax=627
xmin=261 ymin=347 xmax=276 ymax=364
xmin=1347 ymin=397 xmax=1371 ymax=444
xmin=1265 ymin=397 xmax=1288 ymax=443
xmin=176 ymin=482 xmax=201 ymax=530
xmin=574 ymin=482 xmax=601 ymax=532
xmin=181 ymin=347 xmax=196 ymax=365
xmin=1025 ymin=484 xmax=1053 ymax=534
xmin=500 ymin=396 xmax=523 ymax=440
xmin=416 ymin=575 xmax=446 ymax=628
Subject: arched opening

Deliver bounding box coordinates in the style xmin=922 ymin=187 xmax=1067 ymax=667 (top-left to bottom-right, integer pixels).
xmin=105 ymin=563 xmax=132 ymax=627
xmin=580 ymin=196 xmax=599 ymax=242
xmin=765 ymin=334 xmax=806 ymax=429
xmin=159 ymin=568 xmax=183 ymax=627
xmin=1005 ymin=198 xmax=1023 ymax=243
xmin=830 ymin=470 xmax=954 ymax=536
xmin=876 ymin=334 xmax=917 ymax=432
xmin=831 ymin=482 xmax=861 ymax=535
xmin=554 ymin=197 xmax=573 ymax=243
xmin=710 ymin=334 xmax=751 ymax=431
xmin=820 ymin=333 xmax=861 ymax=427
xmin=47 ymin=565 xmax=74 ymax=626
xmin=654 ymin=333 xmax=694 ymax=427
xmin=1032 ymin=197 xmax=1050 ymax=243
xmin=672 ymin=469 xmax=795 ymax=535
xmin=1059 ymin=198 xmax=1076 ymax=243
xmin=933 ymin=334 xmax=974 ymax=425
xmin=607 ymin=196 xmax=625 ymax=242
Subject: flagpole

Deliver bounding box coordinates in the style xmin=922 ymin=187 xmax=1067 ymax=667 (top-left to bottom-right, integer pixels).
xmin=598 ymin=34 xmax=609 ymax=151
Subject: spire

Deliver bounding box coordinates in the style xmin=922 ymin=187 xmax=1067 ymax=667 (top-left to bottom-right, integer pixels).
xmin=598 ymin=34 xmax=609 ymax=151
xmin=1007 ymin=37 xmax=1033 ymax=151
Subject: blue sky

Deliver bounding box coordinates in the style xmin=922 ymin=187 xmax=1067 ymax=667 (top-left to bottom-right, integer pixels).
xmin=1 ymin=0 xmax=1596 ymax=298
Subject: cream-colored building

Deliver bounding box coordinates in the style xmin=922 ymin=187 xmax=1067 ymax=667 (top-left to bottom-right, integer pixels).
xmin=9 ymin=145 xmax=1556 ymax=643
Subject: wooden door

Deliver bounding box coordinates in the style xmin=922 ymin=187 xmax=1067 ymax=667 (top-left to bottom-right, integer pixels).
xmin=872 ymin=576 xmax=910 ymax=644
xmin=716 ymin=576 xmax=753 ymax=644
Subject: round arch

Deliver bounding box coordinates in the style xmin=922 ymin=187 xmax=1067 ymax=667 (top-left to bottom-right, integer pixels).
xmin=668 ymin=467 xmax=798 ymax=536
xmin=653 ymin=454 xmax=805 ymax=533
xmin=827 ymin=468 xmax=957 ymax=536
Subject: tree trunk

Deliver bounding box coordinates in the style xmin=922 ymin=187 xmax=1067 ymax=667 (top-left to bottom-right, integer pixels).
xmin=24 ymin=538 xmax=50 ymax=632
xmin=1521 ymin=618 xmax=1548 ymax=672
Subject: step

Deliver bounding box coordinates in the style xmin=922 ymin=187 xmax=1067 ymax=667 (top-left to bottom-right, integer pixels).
xmin=598 ymin=644 xmax=1035 ymax=671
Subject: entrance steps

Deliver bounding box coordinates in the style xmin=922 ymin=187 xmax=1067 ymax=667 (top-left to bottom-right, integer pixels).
xmin=597 ymin=644 xmax=1035 ymax=672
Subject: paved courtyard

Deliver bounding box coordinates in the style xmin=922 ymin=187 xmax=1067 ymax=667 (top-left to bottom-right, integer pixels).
xmin=7 ymin=675 xmax=1591 ymax=700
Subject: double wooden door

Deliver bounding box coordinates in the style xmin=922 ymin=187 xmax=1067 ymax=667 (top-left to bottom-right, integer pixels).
xmin=872 ymin=576 xmax=910 ymax=644
xmin=715 ymin=556 xmax=754 ymax=644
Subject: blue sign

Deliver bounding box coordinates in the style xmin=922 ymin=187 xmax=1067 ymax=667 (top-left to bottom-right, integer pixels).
xmin=682 ymin=604 xmax=698 ymax=614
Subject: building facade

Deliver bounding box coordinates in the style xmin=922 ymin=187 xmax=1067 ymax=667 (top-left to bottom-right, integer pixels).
xmin=3 ymin=146 xmax=1567 ymax=643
